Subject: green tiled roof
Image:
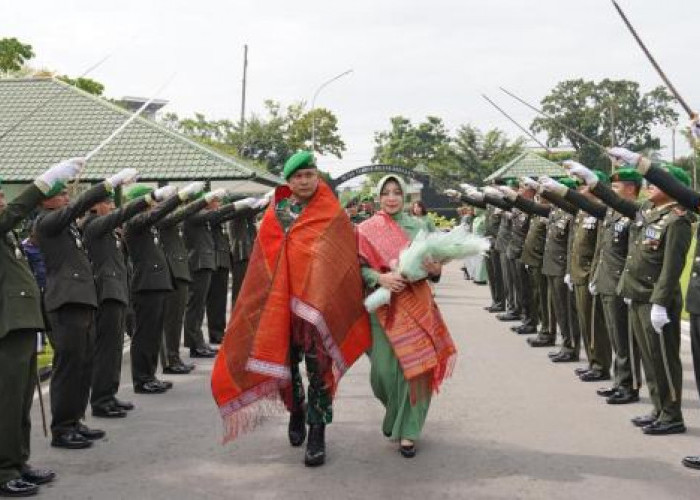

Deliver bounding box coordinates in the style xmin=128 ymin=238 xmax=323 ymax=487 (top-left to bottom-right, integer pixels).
xmin=0 ymin=78 xmax=281 ymax=186
xmin=484 ymin=151 xmax=567 ymax=183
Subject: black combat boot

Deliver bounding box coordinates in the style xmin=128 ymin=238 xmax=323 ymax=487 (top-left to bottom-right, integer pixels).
xmin=288 ymin=406 xmax=306 ymax=447
xmin=304 ymin=424 xmax=326 ymax=467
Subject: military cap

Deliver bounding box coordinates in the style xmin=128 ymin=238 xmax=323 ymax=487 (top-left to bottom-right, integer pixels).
xmin=283 ymin=151 xmax=316 ymax=180
xmin=558 ymin=177 xmax=580 ymax=190
xmin=125 ymin=184 xmax=154 ymax=202
xmin=663 ymin=164 xmax=691 ymax=187
xmin=45 ymin=181 xmax=67 ymax=198
xmin=592 ymin=169 xmax=610 ymax=185
xmin=610 ymin=168 xmax=643 ymax=185
xmin=505 ymin=178 xmax=519 ymax=188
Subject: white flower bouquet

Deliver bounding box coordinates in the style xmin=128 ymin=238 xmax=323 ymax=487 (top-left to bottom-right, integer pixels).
xmin=364 ymin=225 xmax=490 ymax=312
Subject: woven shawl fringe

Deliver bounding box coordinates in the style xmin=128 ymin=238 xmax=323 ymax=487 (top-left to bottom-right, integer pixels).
xmin=408 ymin=352 xmax=457 ymax=405
xmin=220 ymin=394 xmax=287 ymax=444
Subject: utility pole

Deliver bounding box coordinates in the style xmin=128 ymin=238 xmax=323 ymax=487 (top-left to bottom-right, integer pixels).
xmin=672 ymin=127 xmax=676 ymax=163
xmin=240 ymin=44 xmax=248 ymax=133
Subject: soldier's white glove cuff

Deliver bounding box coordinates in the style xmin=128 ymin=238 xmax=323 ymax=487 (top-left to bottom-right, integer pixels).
xmin=36 ymin=157 xmax=85 ymax=192
xmin=483 ymin=186 xmax=504 ymax=199
xmin=565 ymin=161 xmax=597 ymax=187
xmin=564 ymin=274 xmax=573 ymax=291
xmin=252 ymin=197 xmax=270 ymax=210
xmin=233 ymin=197 xmax=257 ymax=210
xmin=179 ymin=181 xmax=205 ymax=201
xmin=541 ymin=179 xmax=567 ymax=197
xmin=153 ymin=185 xmax=177 ymax=201
xmin=204 ymin=188 xmax=227 ymax=203
xmin=650 ymin=304 xmax=670 ymax=334
xmin=608 ymin=147 xmax=641 ymax=169
xmin=106 ymin=168 xmax=139 ymax=189
xmin=623 ymin=297 xmax=632 ymax=306
xmin=588 ymin=281 xmax=597 ymax=295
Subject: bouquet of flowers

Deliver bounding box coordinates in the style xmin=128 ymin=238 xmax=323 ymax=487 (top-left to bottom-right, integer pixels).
xmin=364 ymin=225 xmax=489 ymax=312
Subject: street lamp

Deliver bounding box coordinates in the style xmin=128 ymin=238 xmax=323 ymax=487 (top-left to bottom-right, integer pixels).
xmin=310 ymin=69 xmax=353 ymax=152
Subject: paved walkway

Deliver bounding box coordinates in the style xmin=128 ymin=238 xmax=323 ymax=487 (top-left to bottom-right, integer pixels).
xmin=31 ymin=264 xmax=700 ymax=499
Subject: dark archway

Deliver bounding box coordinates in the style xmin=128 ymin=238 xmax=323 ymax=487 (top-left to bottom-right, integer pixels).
xmin=329 ymin=164 xmax=430 ymax=190
xmin=330 ymin=164 xmax=456 ymax=218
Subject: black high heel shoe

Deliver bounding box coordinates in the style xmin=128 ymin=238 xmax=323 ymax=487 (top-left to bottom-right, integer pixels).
xmin=399 ymin=441 xmax=416 ymax=458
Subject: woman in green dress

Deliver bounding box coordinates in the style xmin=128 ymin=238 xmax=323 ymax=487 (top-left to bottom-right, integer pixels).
xmin=357 ymin=176 xmax=457 ymax=458
xmin=410 ymin=200 xmax=436 ymax=232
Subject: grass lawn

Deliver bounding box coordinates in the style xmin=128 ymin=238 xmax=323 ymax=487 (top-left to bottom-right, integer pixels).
xmin=38 ymin=343 xmax=53 ymax=370
xmin=680 ymin=236 xmax=696 ymax=320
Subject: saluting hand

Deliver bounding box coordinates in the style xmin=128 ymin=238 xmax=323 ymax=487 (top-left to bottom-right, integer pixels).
xmin=179 ymin=181 xmax=205 ymax=200
xmin=563 ymin=161 xmax=597 ymax=186
xmin=153 ymin=185 xmax=177 ymax=201
xmin=607 ymin=147 xmax=641 ymax=168
xmin=520 ymin=177 xmax=540 ymax=191
xmin=204 ymin=188 xmax=227 ymax=203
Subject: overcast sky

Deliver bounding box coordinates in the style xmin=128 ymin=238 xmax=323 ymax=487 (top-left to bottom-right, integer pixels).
xmin=3 ymin=0 xmax=698 ymax=176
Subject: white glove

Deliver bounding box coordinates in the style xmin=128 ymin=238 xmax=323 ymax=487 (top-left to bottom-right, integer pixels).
xmin=483 ymin=186 xmax=504 ymax=198
xmin=106 ymin=168 xmax=139 ymax=188
xmin=460 ymin=183 xmax=477 ymax=193
xmin=444 ymin=189 xmax=461 ymax=199
xmin=520 ymin=177 xmax=540 ymax=190
xmin=179 ymin=181 xmax=205 ymax=200
xmin=564 ymin=161 xmax=597 ymax=186
xmin=498 ymin=185 xmax=518 ymax=201
xmin=204 ymin=188 xmax=227 ymax=203
xmin=588 ymin=281 xmax=597 ymax=296
xmin=690 ymin=115 xmax=700 ymax=139
xmin=233 ymin=197 xmax=258 ymax=210
xmin=623 ymin=297 xmax=632 ymax=306
xmin=607 ymin=147 xmax=641 ymax=167
xmin=37 ymin=157 xmax=85 ymax=187
xmin=650 ymin=304 xmax=670 ymax=334
xmin=540 ymin=177 xmax=567 ymax=196
xmin=564 ymin=273 xmax=573 ymax=291
xmin=252 ymin=197 xmax=270 ymax=210
xmin=153 ymin=185 xmax=177 ymax=201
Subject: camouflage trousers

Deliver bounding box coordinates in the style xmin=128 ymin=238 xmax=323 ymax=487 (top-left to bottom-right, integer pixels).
xmin=287 ymin=340 xmax=333 ymax=425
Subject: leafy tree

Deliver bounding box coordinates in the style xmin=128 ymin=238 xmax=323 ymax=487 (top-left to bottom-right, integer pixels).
xmin=57 ymin=75 xmax=105 ymax=96
xmin=0 ymin=37 xmax=34 ymax=74
xmin=372 ymin=118 xmax=525 ymax=189
xmin=531 ymin=79 xmax=679 ymax=170
xmin=373 ymin=116 xmax=451 ymax=168
xmin=449 ymin=125 xmax=526 ymax=185
xmin=164 ymin=100 xmax=346 ymax=175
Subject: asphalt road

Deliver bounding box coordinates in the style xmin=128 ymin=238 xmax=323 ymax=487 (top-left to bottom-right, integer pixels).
xmin=31 ymin=263 xmax=700 ymax=499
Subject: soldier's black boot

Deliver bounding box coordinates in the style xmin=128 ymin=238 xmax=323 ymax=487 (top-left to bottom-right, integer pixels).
xmin=288 ymin=406 xmax=306 ymax=447
xmin=304 ymin=424 xmax=326 ymax=467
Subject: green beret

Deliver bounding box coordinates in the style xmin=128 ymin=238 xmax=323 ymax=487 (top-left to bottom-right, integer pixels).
xmin=592 ymin=170 xmax=610 ymax=185
xmin=125 ymin=184 xmax=153 ymax=202
xmin=361 ymin=196 xmax=374 ymax=203
xmin=506 ymin=178 xmax=519 ymax=188
xmin=610 ymin=168 xmax=643 ymax=185
xmin=283 ymin=151 xmax=316 ymax=180
xmin=662 ymin=164 xmax=691 ymax=187
xmin=45 ymin=181 xmax=67 ymax=198
xmin=558 ymin=177 xmax=580 ymax=190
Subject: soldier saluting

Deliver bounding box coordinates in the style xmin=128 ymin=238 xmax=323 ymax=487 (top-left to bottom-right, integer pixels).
xmin=35 ymin=167 xmax=140 ymax=449
xmin=0 ymin=159 xmax=81 ymax=496
xmin=593 ymin=148 xmax=693 ymax=436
